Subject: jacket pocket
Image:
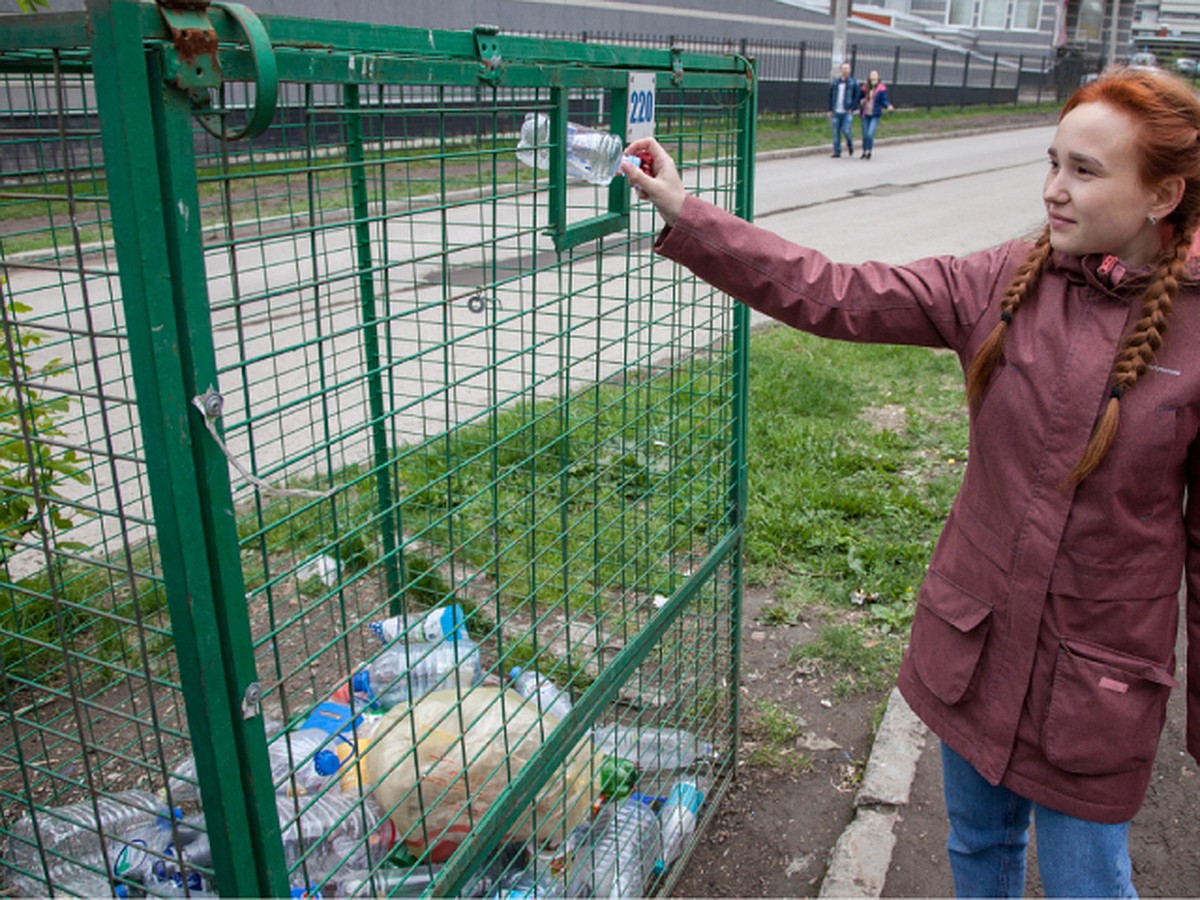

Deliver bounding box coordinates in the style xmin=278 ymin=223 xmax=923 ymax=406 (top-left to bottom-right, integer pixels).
xmin=1042 ymin=638 xmax=1177 ymax=776
xmin=911 ymin=570 xmax=993 ymax=705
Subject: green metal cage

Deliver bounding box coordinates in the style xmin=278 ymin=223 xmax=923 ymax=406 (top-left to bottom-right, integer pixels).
xmin=0 ymin=2 xmax=754 ymax=896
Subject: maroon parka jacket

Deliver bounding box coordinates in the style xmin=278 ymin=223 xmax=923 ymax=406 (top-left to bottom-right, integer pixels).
xmin=656 ymin=196 xmax=1200 ymax=823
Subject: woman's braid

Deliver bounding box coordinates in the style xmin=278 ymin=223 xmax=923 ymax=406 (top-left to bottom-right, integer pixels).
xmin=965 ymin=227 xmax=1054 ymax=405
xmin=1066 ymin=223 xmax=1196 ymax=483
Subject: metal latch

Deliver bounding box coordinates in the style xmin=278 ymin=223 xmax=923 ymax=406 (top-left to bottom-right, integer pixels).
xmin=156 ymin=0 xmax=221 ymax=90
xmin=671 ymin=46 xmax=686 ymax=86
xmin=474 ymin=24 xmax=503 ymax=83
xmin=156 ymin=0 xmax=278 ymax=141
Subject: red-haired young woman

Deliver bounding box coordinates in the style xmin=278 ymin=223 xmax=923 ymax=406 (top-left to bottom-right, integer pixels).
xmin=624 ymin=66 xmax=1200 ymax=896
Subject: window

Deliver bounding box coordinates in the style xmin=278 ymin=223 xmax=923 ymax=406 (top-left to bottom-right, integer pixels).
xmin=980 ymin=0 xmax=1008 ymax=27
xmin=1076 ymin=0 xmax=1105 ymax=41
xmin=1012 ymin=0 xmax=1041 ymax=30
xmin=948 ymin=0 xmax=973 ymax=25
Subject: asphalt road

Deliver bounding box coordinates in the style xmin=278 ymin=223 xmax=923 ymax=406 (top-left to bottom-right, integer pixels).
xmin=750 ymin=124 xmax=1056 ymax=266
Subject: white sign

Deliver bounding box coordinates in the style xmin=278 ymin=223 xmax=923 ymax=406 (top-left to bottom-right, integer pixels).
xmin=626 ymin=71 xmax=656 ymax=141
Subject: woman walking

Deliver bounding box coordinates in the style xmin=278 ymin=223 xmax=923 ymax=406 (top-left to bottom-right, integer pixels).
xmin=859 ymin=69 xmax=894 ymax=159
xmin=623 ymin=66 xmax=1200 ymax=897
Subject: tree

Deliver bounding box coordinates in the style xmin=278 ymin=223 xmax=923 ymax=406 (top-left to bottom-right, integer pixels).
xmin=0 ymin=293 xmax=90 ymax=568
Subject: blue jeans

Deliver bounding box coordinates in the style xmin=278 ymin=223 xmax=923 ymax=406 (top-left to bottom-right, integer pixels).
xmin=941 ymin=744 xmax=1137 ymax=898
xmin=862 ymin=115 xmax=880 ymax=152
xmin=831 ymin=111 xmax=853 ymax=154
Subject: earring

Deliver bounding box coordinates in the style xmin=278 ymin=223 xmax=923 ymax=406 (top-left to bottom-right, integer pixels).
xmin=1149 ymin=214 xmax=1160 ymax=225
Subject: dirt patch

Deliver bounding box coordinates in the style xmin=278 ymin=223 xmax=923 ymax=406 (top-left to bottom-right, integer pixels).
xmin=670 ymin=585 xmax=889 ymax=898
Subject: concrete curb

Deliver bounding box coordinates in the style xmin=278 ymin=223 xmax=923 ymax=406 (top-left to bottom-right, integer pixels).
xmin=818 ymin=687 xmax=929 ymax=898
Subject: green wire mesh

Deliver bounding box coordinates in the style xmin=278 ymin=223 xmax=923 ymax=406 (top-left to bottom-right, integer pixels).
xmin=0 ymin=9 xmax=751 ymax=897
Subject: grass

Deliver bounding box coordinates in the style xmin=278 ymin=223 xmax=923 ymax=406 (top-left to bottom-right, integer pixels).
xmin=754 ymin=100 xmax=1059 ymax=154
xmin=745 ymin=328 xmax=968 ymax=695
xmin=744 ymin=698 xmax=811 ymax=771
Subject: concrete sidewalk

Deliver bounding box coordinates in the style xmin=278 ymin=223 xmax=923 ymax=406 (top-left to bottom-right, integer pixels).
xmin=817 ymin=598 xmax=1199 ymax=898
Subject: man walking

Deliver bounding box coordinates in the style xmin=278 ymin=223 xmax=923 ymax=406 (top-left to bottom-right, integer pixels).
xmin=828 ymin=62 xmax=861 ymax=158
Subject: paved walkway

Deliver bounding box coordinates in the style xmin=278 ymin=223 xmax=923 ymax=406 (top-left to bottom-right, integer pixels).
xmin=818 ymin=592 xmax=1198 ymax=897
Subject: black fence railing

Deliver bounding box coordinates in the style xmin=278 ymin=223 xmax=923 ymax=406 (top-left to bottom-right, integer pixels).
xmin=523 ymin=29 xmax=1107 ymax=114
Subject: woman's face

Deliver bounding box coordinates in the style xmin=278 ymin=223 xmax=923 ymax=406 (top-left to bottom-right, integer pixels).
xmin=1044 ymin=101 xmax=1166 ymax=266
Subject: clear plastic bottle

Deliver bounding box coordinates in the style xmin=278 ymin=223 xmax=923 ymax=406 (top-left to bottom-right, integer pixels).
xmin=654 ymin=781 xmax=704 ymax=874
xmin=145 ymin=866 xmax=218 ymax=897
xmin=110 ymin=815 xmax=178 ymax=893
xmin=350 ymin=637 xmax=483 ymax=710
xmin=507 ymin=666 xmax=573 ymax=721
xmin=166 ymin=715 xmax=284 ymax=804
xmin=367 ymin=604 xmax=466 ymax=644
xmin=276 ymin=791 xmax=397 ymax=884
xmin=516 ymin=113 xmax=641 ymax=186
xmin=566 ymin=794 xmax=662 ymax=899
xmin=275 ymin=701 xmax=377 ymax=795
xmin=5 ymin=789 xmax=167 ymax=897
xmin=112 ymin=818 xmax=215 ymax=898
xmin=491 ymin=865 xmax=566 ymax=899
xmin=268 ymin=726 xmax=356 ymax=795
xmin=588 ymin=724 xmax=710 ymax=772
xmin=336 ymin=863 xmax=443 ymax=898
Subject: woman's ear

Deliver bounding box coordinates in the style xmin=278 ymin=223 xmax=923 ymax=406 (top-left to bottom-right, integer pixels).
xmin=1151 ymin=174 xmax=1186 ymax=221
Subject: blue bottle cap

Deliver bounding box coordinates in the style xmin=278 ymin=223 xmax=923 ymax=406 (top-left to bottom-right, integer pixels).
xmin=352 ymin=669 xmax=372 ymax=697
xmin=508 ymin=666 xmax=523 ymax=682
xmin=440 ymin=605 xmax=466 ymax=639
xmin=313 ymin=748 xmax=341 ymax=777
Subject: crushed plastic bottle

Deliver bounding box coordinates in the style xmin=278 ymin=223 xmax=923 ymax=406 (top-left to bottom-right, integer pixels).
xmin=5 ymin=789 xmax=169 ymax=897
xmin=275 ymin=701 xmax=375 ymax=795
xmin=277 ymin=791 xmax=398 ymax=884
xmin=654 ymin=781 xmax=704 ymax=874
xmin=351 ymin=637 xmax=483 ymax=710
xmin=367 ymin=604 xmax=467 ymax=644
xmin=490 ymin=865 xmax=565 ymax=898
xmin=516 ymin=113 xmax=644 ymax=186
xmin=269 ymin=728 xmax=352 ymax=796
xmin=111 ymin=814 xmax=215 ymax=898
xmin=166 ymin=715 xmax=284 ymax=804
xmin=335 ymin=862 xmax=442 ymax=898
xmin=566 ymin=793 xmax=662 ymax=899
xmin=588 ymin=724 xmax=710 ymax=773
xmin=507 ymin=666 xmax=573 ymax=721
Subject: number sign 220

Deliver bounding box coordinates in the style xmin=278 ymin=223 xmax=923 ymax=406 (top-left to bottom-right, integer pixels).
xmin=626 ymin=72 xmax=656 ymax=141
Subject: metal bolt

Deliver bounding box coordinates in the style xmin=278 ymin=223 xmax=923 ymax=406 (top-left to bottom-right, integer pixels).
xmin=196 ymin=388 xmax=224 ymax=419
xmin=241 ymin=681 xmax=262 ymax=719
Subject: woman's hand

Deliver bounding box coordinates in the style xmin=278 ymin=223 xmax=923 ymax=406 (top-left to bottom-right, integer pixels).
xmin=621 ymin=137 xmax=687 ymax=227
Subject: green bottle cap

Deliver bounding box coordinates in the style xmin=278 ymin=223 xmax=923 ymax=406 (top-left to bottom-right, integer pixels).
xmin=599 ymin=756 xmax=637 ymax=799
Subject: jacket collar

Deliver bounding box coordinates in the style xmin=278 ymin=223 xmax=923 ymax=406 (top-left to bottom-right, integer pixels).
xmin=1051 ymin=250 xmax=1146 ymax=298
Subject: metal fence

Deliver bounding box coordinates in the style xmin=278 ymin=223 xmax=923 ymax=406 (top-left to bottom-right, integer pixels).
xmin=524 ymin=29 xmax=1104 ymax=112
xmin=0 ymin=1 xmax=752 ymax=896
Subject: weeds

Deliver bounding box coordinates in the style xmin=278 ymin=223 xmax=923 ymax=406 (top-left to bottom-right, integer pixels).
xmin=790 ymin=624 xmax=906 ymax=699
xmin=744 ymin=699 xmax=811 ymax=772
